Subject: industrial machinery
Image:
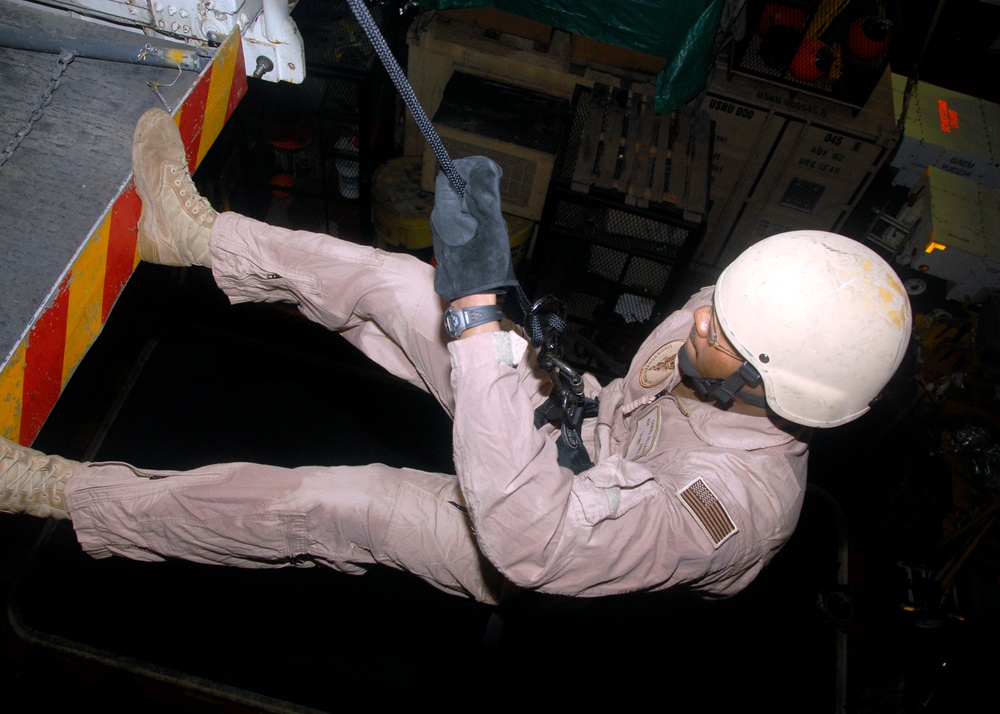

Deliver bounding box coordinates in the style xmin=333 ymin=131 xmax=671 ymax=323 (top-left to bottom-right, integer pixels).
xmin=5 ymin=0 xmax=307 ymax=83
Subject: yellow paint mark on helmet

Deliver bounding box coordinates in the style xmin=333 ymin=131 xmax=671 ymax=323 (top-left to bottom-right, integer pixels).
xmin=884 ymin=271 xmax=906 ymax=297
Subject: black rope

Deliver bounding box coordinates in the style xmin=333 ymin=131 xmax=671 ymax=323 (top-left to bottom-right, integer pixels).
xmin=346 ymin=0 xmax=627 ymax=389
xmin=345 ymin=0 xmax=466 ymax=196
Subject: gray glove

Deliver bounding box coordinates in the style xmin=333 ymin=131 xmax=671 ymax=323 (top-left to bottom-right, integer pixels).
xmin=431 ymin=156 xmax=519 ymax=302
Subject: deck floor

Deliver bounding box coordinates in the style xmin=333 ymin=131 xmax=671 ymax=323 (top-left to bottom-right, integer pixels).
xmin=0 ymin=0 xmax=203 ymax=366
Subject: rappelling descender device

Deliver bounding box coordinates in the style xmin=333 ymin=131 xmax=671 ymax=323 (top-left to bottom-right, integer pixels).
xmin=520 ymin=294 xmax=600 ymax=474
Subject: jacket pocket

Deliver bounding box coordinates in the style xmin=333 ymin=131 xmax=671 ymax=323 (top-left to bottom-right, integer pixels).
xmin=572 ymin=477 xmax=661 ymax=526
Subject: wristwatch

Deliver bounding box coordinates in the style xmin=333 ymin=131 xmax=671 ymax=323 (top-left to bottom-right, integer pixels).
xmin=443 ymin=304 xmax=503 ymax=339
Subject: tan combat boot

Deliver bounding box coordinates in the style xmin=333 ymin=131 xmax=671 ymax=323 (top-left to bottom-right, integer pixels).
xmin=132 ymin=107 xmax=216 ymax=267
xmin=0 ymin=436 xmax=79 ymax=520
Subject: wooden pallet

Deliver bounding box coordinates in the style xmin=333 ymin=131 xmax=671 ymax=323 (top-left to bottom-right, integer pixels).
xmin=566 ymin=84 xmax=710 ymax=223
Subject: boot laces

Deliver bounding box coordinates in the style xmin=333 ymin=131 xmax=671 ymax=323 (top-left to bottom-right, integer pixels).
xmin=170 ymin=167 xmax=216 ymax=223
xmin=0 ymin=443 xmax=66 ymax=506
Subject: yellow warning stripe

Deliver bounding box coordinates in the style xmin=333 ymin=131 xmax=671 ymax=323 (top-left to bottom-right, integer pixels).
xmin=63 ymin=214 xmax=112 ymax=387
xmin=0 ymin=343 xmax=26 ymax=445
xmin=0 ymin=29 xmax=247 ymax=446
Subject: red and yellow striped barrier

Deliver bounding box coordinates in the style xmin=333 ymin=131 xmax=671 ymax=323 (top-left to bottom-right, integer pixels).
xmin=0 ymin=30 xmax=247 ymax=447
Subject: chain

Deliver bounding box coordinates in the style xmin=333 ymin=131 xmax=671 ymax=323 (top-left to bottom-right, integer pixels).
xmin=0 ymin=51 xmax=78 ymax=171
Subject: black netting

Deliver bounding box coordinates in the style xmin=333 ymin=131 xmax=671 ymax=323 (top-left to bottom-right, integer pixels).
xmin=552 ymin=201 xmax=690 ymax=262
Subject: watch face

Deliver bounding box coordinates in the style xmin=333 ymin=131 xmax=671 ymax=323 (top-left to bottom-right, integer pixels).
xmin=444 ymin=308 xmax=463 ymax=338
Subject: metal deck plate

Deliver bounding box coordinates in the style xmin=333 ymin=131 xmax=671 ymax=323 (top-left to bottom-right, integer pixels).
xmin=0 ymin=0 xmax=246 ymax=443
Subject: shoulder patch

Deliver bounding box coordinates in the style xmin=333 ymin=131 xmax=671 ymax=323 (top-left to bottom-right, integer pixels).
xmin=677 ymin=478 xmax=738 ymax=548
xmin=639 ymin=340 xmax=685 ymax=388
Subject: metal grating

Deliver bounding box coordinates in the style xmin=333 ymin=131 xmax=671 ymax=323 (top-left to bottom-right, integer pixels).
xmin=322 ymin=76 xmax=361 ymax=115
xmin=732 ymin=0 xmax=894 ymax=108
xmin=558 ymin=87 xmax=593 ymax=184
xmin=586 ymin=247 xmax=672 ymax=296
xmin=557 ymin=290 xmax=654 ymax=376
xmin=552 ymin=200 xmax=690 ymax=262
xmin=298 ymin=0 xmax=380 ymax=71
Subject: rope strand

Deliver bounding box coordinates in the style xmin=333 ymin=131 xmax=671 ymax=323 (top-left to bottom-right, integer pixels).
xmin=345 ymin=0 xmax=466 ymax=196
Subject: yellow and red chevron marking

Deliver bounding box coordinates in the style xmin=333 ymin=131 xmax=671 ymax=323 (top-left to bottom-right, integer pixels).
xmin=0 ymin=30 xmax=247 ymax=447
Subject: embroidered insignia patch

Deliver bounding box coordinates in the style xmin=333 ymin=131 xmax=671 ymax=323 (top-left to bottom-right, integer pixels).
xmin=677 ymin=478 xmax=738 ymax=548
xmin=639 ymin=340 xmax=685 ymax=388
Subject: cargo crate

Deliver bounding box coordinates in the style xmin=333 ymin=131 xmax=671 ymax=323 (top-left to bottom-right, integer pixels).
xmin=890 ymin=75 xmax=1000 ymax=190
xmin=404 ymin=12 xmax=659 ymax=160
xmin=698 ymin=59 xmax=897 ymax=266
xmin=418 ymin=71 xmax=571 ymax=221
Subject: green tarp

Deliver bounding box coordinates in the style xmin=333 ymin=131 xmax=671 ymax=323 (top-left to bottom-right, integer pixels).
xmin=420 ymin=0 xmax=724 ymax=112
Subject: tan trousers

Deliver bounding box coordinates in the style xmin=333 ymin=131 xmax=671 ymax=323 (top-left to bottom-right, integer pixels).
xmin=65 ymin=212 xmax=547 ymax=603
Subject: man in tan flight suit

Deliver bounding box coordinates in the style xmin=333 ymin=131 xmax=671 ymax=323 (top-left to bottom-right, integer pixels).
xmin=0 ymin=109 xmax=912 ymax=604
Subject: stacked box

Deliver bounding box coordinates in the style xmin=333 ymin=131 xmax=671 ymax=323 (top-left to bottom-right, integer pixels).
xmin=569 ymin=34 xmax=668 ymax=75
xmin=405 ymin=12 xmax=657 ymax=159
xmin=438 ymin=7 xmax=554 ymax=46
xmin=697 ymin=61 xmax=897 ymax=267
xmin=890 ymin=75 xmax=1000 ymax=189
xmin=894 ymin=167 xmax=1000 ymax=303
xmin=419 ymin=71 xmax=570 ymax=221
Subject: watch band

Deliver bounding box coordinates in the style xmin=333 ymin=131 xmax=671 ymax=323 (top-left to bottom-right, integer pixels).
xmin=443 ymin=304 xmax=503 ymax=339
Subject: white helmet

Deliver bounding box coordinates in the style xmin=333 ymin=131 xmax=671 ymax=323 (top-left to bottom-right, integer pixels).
xmin=714 ymin=230 xmax=912 ymax=428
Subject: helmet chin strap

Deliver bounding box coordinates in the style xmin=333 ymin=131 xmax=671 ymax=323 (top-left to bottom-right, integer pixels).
xmin=677 ymin=348 xmax=767 ymax=409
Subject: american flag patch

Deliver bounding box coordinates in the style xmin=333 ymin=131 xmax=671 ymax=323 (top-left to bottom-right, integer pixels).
xmin=677 ymin=478 xmax=738 ymax=548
